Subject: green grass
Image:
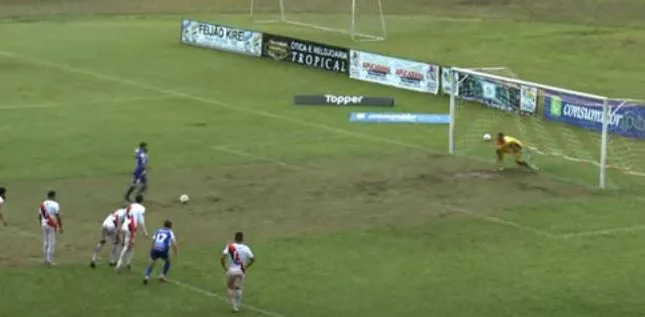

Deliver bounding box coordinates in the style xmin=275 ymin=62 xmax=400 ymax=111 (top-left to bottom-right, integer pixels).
xmin=1 ymin=8 xmax=645 ymax=317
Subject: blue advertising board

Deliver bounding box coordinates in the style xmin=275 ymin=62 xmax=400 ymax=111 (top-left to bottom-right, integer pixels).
xmin=349 ymin=112 xmax=450 ymax=124
xmin=544 ymin=90 xmax=645 ymax=139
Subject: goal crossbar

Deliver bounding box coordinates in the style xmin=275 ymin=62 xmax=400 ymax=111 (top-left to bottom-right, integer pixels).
xmin=250 ymin=0 xmax=387 ymax=42
xmin=451 ymin=67 xmax=607 ymax=100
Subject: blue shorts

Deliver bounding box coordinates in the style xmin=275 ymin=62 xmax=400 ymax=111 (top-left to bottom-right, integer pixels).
xmin=132 ymin=171 xmax=147 ymax=185
xmin=150 ymin=249 xmax=169 ymax=261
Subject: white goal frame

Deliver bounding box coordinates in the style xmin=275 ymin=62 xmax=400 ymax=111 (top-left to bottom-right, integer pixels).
xmin=249 ymin=0 xmax=387 ymax=42
xmin=448 ymin=67 xmax=612 ymax=189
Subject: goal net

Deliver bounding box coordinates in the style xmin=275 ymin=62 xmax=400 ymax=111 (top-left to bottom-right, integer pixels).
xmin=250 ymin=0 xmax=387 ymax=41
xmin=447 ymin=67 xmax=645 ymax=191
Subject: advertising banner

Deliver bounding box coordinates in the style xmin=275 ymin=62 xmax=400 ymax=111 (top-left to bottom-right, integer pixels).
xmin=349 ymin=50 xmax=440 ymax=94
xmin=349 ymin=112 xmax=450 ymax=124
xmin=181 ymin=19 xmax=262 ymax=56
xmin=457 ymin=73 xmax=537 ymax=115
xmin=441 ymin=68 xmax=454 ymax=95
xmin=544 ymin=91 xmax=645 ymax=139
xmin=520 ymin=85 xmax=538 ymax=115
xmin=261 ymin=33 xmax=349 ymax=74
xmin=294 ymin=95 xmax=394 ymax=107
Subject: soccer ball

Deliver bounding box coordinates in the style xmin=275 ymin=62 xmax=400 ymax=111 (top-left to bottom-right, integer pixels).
xmin=482 ymin=133 xmax=492 ymax=142
xmin=179 ymin=194 xmax=190 ymax=204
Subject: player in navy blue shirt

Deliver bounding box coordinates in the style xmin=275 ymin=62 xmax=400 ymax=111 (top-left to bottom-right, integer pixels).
xmin=125 ymin=142 xmax=148 ymax=202
xmin=143 ymin=220 xmax=178 ymax=284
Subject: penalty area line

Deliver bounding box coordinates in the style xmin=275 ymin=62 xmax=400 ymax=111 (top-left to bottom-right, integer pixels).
xmin=212 ymin=145 xmax=561 ymax=240
xmin=443 ymin=205 xmax=560 ymax=240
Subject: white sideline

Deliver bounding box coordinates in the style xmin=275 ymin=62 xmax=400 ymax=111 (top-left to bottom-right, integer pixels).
xmin=0 ymin=95 xmax=176 ymax=110
xmin=1 ymin=51 xmax=645 ymax=240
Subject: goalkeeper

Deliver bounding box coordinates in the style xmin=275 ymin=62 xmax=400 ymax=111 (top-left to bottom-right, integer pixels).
xmin=494 ymin=133 xmax=538 ymax=171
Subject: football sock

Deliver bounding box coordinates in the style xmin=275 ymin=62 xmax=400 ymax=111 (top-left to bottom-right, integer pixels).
xmin=136 ymin=184 xmax=147 ymax=196
xmin=162 ymin=260 xmax=171 ymax=276
xmin=235 ymin=289 xmax=243 ymax=307
xmin=516 ymin=161 xmax=531 ymax=168
xmin=144 ymin=263 xmax=154 ymax=279
xmin=228 ymin=289 xmax=235 ymax=305
xmin=124 ymin=187 xmax=135 ymax=201
xmin=125 ymin=250 xmax=135 ymax=265
xmin=109 ymin=244 xmax=121 ymax=263
xmin=92 ymin=242 xmax=104 ymax=262
xmin=116 ymin=247 xmax=128 ymax=268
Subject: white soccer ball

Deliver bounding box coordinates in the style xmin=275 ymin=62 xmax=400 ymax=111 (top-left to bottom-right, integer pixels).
xmin=179 ymin=194 xmax=190 ymax=204
xmin=483 ymin=133 xmax=492 ymax=142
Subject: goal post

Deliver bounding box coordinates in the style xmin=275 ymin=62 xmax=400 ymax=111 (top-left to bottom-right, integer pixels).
xmin=446 ymin=66 xmax=641 ymax=190
xmin=249 ymin=0 xmax=387 ymax=42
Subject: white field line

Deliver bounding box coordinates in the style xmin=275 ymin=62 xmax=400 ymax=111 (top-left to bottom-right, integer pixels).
xmin=559 ymin=225 xmax=645 ymax=239
xmin=0 ymin=50 xmax=431 ymax=154
xmin=527 ymin=145 xmax=645 ymax=177
xmin=171 ymin=280 xmax=288 ymax=317
xmin=2 ymin=51 xmax=644 ymax=240
xmin=3 ymin=224 xmax=288 ymax=317
xmin=441 ymin=205 xmax=560 ymax=240
xmin=212 ymin=146 xmax=560 ymax=239
xmin=212 ymin=146 xmax=305 ymax=171
xmin=0 ymin=95 xmax=176 ymax=110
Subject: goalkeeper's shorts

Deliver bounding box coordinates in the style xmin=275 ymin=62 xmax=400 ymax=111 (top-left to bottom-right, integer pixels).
xmin=504 ymin=149 xmax=533 ymax=163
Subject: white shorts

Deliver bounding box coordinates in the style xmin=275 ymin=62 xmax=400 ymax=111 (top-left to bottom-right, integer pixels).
xmin=226 ymin=267 xmax=245 ymax=288
xmin=100 ymin=224 xmax=117 ymax=243
xmin=120 ymin=229 xmax=136 ymax=247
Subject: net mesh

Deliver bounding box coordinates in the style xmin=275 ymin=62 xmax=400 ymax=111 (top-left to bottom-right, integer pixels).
xmin=251 ymin=0 xmax=386 ymax=41
xmin=2 ymin=0 xmax=645 ymax=29
xmin=453 ymin=67 xmax=645 ymax=191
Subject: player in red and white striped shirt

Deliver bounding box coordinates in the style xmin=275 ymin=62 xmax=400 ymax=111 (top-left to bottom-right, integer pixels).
xmin=115 ymin=195 xmax=148 ymax=272
xmin=39 ymin=190 xmax=62 ymax=266
xmin=90 ymin=206 xmax=127 ymax=268
xmin=0 ymin=187 xmax=8 ymax=227
xmin=220 ymin=232 xmax=255 ymax=313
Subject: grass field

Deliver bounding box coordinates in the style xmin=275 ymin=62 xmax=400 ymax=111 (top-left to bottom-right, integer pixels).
xmin=2 ymin=1 xmax=645 ymax=317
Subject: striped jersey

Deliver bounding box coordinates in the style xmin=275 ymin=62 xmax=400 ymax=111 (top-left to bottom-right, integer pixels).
xmin=151 ymin=228 xmax=176 ymax=252
xmin=222 ymin=243 xmax=254 ymax=272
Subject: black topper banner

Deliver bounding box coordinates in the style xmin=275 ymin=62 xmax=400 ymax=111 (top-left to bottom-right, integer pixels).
xmin=261 ymin=33 xmax=349 ymax=75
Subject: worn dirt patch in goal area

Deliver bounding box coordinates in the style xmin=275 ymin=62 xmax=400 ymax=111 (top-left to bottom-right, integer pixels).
xmin=440 ymin=169 xmax=500 ymax=181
